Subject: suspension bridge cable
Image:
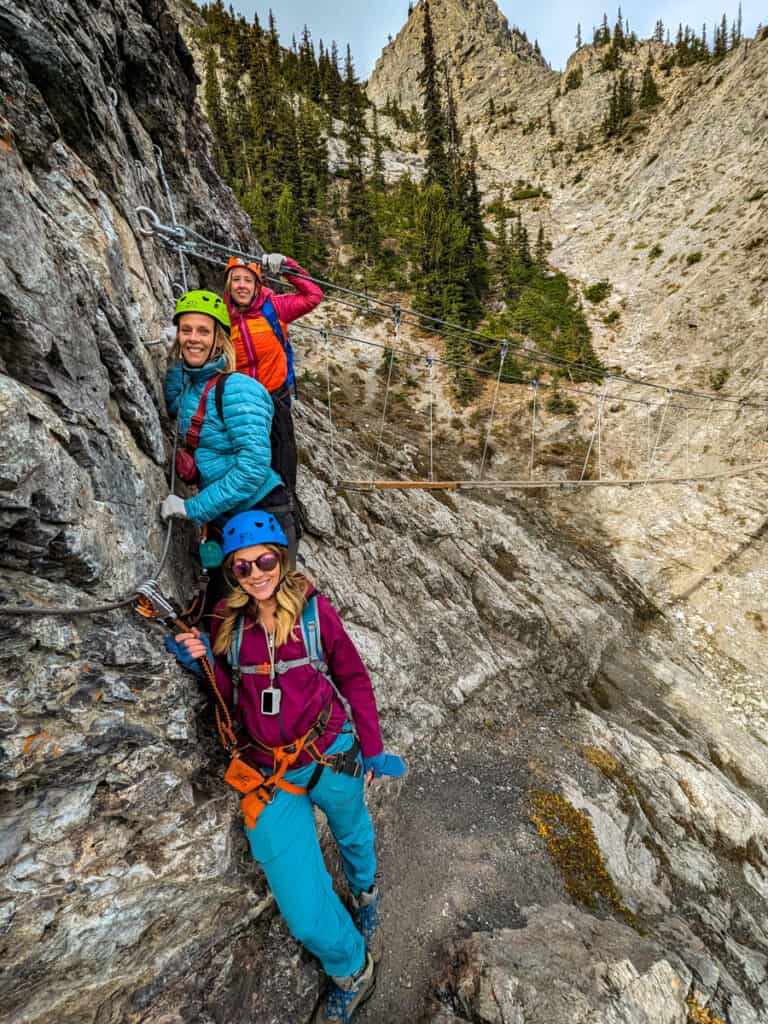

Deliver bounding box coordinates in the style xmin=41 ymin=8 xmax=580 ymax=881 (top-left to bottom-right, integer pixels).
xmin=479 ymin=342 xmax=508 ymax=480
xmin=135 ymin=208 xmax=768 ymax=413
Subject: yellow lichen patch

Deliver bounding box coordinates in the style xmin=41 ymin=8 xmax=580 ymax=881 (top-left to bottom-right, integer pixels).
xmin=686 ymin=995 xmax=726 ymax=1023
xmin=529 ymin=788 xmax=635 ymax=923
xmin=582 ymin=745 xmax=638 ymax=793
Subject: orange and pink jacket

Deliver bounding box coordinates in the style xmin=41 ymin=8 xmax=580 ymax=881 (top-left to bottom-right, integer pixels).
xmin=224 ymin=258 xmax=323 ymax=394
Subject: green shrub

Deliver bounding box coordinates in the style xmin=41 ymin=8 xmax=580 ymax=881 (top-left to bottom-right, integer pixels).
xmin=747 ymin=189 xmax=767 ymax=202
xmin=547 ymin=387 xmax=577 ymax=414
xmin=603 ymin=309 xmax=621 ymax=325
xmin=510 ymin=185 xmax=547 ymax=201
xmin=583 ymin=279 xmax=612 ymax=303
xmin=709 ymin=367 xmax=729 ymax=391
xmin=685 ymin=251 xmax=703 ymax=266
xmin=648 ymin=243 xmax=663 ymax=260
xmin=564 ymin=66 xmax=583 ymax=92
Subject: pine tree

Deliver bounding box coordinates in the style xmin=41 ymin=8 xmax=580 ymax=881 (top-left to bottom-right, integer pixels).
xmin=493 ymin=192 xmax=510 ymax=277
xmin=419 ymin=0 xmax=450 ymax=189
xmin=576 ymin=23 xmax=582 ymax=48
xmin=342 ymin=45 xmax=377 ymax=260
xmin=411 ymin=182 xmax=469 ymax=321
xmin=275 ymin=184 xmax=300 ymax=254
xmin=639 ymin=58 xmax=661 ymax=107
xmin=613 ymin=14 xmax=625 ymax=50
xmin=653 ymin=19 xmax=664 ymax=42
xmin=714 ymin=14 xmax=728 ymax=58
xmin=455 ymin=139 xmax=489 ymax=320
xmin=204 ymin=46 xmax=230 ymax=176
xmin=534 ymin=222 xmax=547 ymax=266
xmin=371 ymin=108 xmax=386 ymax=190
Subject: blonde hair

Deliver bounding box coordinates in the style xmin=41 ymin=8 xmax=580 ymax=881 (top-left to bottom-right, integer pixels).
xmin=172 ymin=323 xmax=235 ymax=372
xmin=213 ymin=546 xmax=311 ymax=655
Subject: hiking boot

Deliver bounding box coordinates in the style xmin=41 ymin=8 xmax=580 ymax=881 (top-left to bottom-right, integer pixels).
xmin=352 ymin=885 xmax=382 ymax=961
xmin=313 ymin=951 xmax=376 ymax=1023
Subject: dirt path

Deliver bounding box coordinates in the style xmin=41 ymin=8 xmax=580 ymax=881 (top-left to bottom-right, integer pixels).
xmin=354 ymin=702 xmax=570 ymax=1023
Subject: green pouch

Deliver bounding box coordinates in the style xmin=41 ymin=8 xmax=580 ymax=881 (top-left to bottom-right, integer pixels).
xmin=199 ymin=539 xmax=223 ymax=569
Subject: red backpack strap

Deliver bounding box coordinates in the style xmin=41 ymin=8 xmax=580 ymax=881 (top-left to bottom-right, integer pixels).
xmin=185 ymin=375 xmax=220 ymax=452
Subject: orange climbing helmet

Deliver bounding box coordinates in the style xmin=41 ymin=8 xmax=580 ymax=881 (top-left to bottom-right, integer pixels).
xmin=224 ymin=256 xmax=263 ymax=284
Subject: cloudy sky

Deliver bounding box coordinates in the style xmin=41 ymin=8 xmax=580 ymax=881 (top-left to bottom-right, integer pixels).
xmin=227 ymin=1 xmax=759 ymax=76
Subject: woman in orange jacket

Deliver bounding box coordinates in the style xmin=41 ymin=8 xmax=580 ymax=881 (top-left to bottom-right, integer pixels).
xmin=224 ymin=254 xmax=323 ymax=533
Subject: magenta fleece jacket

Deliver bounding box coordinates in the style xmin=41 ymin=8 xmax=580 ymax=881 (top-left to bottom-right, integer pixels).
xmin=209 ymin=589 xmax=383 ymax=768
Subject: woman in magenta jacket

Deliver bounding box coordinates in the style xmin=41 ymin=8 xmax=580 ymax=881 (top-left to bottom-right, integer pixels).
xmin=165 ymin=510 xmax=406 ymax=1023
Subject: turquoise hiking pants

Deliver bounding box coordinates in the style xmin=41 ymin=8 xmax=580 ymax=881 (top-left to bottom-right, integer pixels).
xmin=245 ymin=731 xmax=375 ymax=979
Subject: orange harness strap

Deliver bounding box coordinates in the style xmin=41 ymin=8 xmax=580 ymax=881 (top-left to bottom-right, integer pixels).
xmin=228 ymin=705 xmax=335 ymax=829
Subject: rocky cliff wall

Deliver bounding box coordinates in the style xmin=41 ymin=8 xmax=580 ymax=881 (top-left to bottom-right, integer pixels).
xmin=369 ymin=3 xmax=768 ymax=727
xmin=2 ymin=2 xmax=768 ymax=1023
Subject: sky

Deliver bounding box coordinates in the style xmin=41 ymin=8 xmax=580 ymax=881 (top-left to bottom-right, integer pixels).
xmin=227 ymin=1 xmax=760 ymax=75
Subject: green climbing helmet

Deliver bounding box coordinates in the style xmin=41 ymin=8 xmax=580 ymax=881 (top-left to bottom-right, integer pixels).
xmin=173 ymin=290 xmax=231 ymax=333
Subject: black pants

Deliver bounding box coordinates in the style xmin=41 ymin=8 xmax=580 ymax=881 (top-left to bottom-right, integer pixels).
xmin=259 ymin=485 xmax=298 ymax=569
xmin=271 ymin=386 xmax=298 ymax=500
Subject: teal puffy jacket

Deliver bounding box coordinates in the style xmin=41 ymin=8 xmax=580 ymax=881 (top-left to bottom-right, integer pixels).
xmin=165 ymin=356 xmax=282 ymax=525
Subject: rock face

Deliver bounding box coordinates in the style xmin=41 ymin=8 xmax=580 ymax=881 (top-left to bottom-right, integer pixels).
xmin=367 ymin=0 xmax=552 ymax=128
xmin=424 ymin=905 xmax=692 ymax=1023
xmin=369 ymin=1 xmax=768 ymax=747
xmin=2 ymin=2 xmax=768 ymax=1024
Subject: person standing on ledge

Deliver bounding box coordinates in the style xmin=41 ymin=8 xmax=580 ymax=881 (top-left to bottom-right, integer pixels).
xmin=161 ymin=290 xmax=299 ymax=571
xmin=164 ymin=510 xmax=406 ymax=1023
xmin=224 ymin=253 xmax=323 ymax=541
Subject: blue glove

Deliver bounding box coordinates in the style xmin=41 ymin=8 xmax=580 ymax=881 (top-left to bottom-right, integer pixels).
xmin=363 ymin=752 xmax=408 ymax=779
xmin=164 ymin=633 xmax=213 ymax=679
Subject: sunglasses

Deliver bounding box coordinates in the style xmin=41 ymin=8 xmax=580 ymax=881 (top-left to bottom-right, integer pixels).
xmin=231 ymin=552 xmax=280 ymax=579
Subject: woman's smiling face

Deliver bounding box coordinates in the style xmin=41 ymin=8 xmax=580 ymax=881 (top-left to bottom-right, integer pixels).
xmin=231 ymin=544 xmax=282 ymax=603
xmin=229 ymin=267 xmax=259 ymax=306
xmin=177 ymin=312 xmax=216 ymax=367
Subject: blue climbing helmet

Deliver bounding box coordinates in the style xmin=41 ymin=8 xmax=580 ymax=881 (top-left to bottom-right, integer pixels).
xmin=221 ymin=510 xmax=287 ymax=557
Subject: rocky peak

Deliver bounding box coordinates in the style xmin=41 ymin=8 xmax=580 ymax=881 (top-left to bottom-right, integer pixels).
xmin=367 ymin=0 xmax=553 ymax=127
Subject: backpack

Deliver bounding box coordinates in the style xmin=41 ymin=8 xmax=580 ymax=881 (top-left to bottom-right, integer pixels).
xmin=214 ymin=374 xmax=298 ymax=500
xmin=226 ymin=594 xmax=354 ymax=724
xmin=260 ymin=298 xmax=298 ymax=398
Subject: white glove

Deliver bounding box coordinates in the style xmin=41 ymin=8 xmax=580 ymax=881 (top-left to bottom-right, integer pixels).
xmin=160 ymin=494 xmax=187 ymax=520
xmin=264 ymin=252 xmax=287 ymax=275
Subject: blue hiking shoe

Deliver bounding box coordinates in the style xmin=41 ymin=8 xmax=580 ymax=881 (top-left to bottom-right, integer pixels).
xmin=313 ymin=951 xmax=376 ymax=1023
xmin=352 ymin=884 xmax=381 ymax=960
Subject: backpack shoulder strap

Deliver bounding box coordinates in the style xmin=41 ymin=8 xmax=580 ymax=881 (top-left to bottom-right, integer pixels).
xmin=300 ymin=594 xmax=357 ymax=734
xmin=185 ymin=374 xmax=220 ymax=451
xmin=227 ymin=615 xmax=245 ymax=706
xmin=214 ymin=373 xmax=228 ymax=423
xmin=260 ymin=298 xmax=287 ymax=346
xmin=261 ymin=298 xmax=298 ymax=397
xmin=300 ymin=594 xmax=326 ymax=672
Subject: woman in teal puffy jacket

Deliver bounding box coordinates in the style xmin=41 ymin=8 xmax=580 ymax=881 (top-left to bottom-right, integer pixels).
xmin=160 ymin=290 xmax=297 ymax=561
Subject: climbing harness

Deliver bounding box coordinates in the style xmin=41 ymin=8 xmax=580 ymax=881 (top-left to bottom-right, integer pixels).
xmin=223 ymin=593 xmax=362 ymax=827
xmin=138 ymin=582 xmax=360 ymax=830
